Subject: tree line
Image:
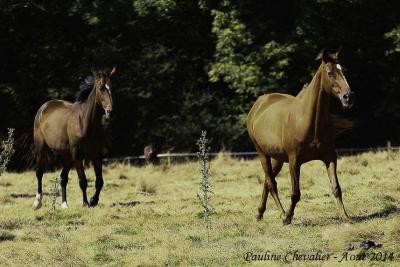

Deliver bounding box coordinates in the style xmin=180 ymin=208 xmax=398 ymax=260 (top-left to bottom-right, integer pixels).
xmin=1 ymin=0 xmax=400 ymax=168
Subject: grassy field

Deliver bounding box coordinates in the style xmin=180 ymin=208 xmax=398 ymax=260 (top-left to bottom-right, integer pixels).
xmin=0 ymin=152 xmax=399 ymax=266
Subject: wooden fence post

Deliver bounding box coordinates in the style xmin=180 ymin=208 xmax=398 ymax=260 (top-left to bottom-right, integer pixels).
xmin=387 ymin=141 xmax=394 ymax=159
xmin=167 ymin=151 xmax=171 ymax=167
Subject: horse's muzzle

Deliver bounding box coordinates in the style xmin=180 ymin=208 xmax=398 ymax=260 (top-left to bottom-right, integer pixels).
xmin=104 ymin=109 xmax=112 ymax=119
xmin=340 ymin=91 xmax=355 ymax=109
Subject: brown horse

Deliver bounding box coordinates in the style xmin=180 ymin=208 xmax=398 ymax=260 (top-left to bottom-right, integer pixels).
xmin=247 ymin=49 xmax=354 ymax=224
xmin=33 ymin=68 xmax=115 ymax=209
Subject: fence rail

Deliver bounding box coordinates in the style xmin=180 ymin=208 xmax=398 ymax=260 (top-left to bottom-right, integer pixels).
xmin=103 ymin=145 xmax=400 ymax=164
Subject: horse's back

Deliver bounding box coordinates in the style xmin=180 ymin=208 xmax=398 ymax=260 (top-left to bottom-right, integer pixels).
xmin=247 ymin=93 xmax=294 ymax=161
xmin=34 ymin=100 xmax=74 ymax=152
xmin=248 ymin=93 xmax=294 ymax=131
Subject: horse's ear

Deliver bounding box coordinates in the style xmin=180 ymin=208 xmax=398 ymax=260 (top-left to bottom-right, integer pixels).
xmin=315 ymin=51 xmax=322 ymax=61
xmin=110 ymin=66 xmax=116 ymax=76
xmin=91 ymin=70 xmax=98 ymax=78
xmin=315 ymin=48 xmax=332 ymax=63
xmin=322 ymin=48 xmax=332 ymax=63
xmin=335 ymin=47 xmax=343 ymax=61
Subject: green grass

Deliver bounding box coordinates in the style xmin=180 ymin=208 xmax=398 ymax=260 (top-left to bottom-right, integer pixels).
xmin=0 ymin=152 xmax=399 ymax=266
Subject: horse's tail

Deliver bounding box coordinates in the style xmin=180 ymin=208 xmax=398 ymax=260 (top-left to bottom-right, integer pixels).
xmin=84 ymin=159 xmax=91 ymax=168
xmin=12 ymin=131 xmax=36 ymax=171
xmin=330 ymin=115 xmax=355 ymax=136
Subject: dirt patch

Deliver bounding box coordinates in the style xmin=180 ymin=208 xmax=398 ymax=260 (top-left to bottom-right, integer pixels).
xmin=345 ymin=240 xmax=382 ymax=250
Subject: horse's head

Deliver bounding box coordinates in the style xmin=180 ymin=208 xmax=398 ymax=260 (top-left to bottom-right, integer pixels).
xmin=93 ymin=67 xmax=115 ymax=119
xmin=320 ymin=48 xmax=355 ymax=109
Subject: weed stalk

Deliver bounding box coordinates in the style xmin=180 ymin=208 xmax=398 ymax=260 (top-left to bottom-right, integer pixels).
xmin=0 ymin=128 xmax=15 ymax=175
xmin=197 ymin=130 xmax=213 ymax=242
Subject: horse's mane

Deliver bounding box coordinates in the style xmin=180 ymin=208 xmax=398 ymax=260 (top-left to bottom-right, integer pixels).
xmin=75 ymin=75 xmax=94 ymax=102
xmin=296 ymin=83 xmax=309 ymax=97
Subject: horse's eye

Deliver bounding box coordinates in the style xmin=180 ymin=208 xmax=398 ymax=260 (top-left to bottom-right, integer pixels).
xmin=327 ymin=70 xmax=334 ymax=77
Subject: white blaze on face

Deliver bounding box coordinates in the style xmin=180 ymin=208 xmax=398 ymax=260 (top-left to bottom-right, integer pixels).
xmin=336 ymin=64 xmax=350 ymax=88
xmin=105 ymin=84 xmax=110 ymax=90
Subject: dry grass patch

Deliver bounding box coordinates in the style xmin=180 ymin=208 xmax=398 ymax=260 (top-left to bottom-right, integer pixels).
xmin=136 ymin=177 xmax=159 ymax=195
xmin=0 ymin=152 xmax=399 ymax=266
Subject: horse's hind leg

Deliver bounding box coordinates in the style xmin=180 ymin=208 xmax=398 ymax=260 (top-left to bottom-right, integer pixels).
xmin=267 ymin=159 xmax=285 ymax=217
xmin=257 ymin=153 xmax=285 ymax=221
xmin=33 ymin=151 xmax=46 ymax=210
xmin=60 ymin=161 xmax=71 ymax=209
xmin=89 ymin=157 xmax=104 ymax=207
xmin=270 ymin=158 xmax=284 ymax=211
xmin=74 ymin=159 xmax=90 ymax=207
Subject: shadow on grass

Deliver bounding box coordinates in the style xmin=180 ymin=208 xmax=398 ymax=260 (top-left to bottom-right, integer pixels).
xmin=111 ymin=201 xmax=155 ymax=207
xmin=0 ymin=219 xmax=28 ymax=230
xmin=352 ymin=205 xmax=399 ymax=223
xmin=293 ymin=218 xmax=339 ymax=227
xmin=0 ymin=231 xmax=15 ymax=242
xmin=292 ymin=205 xmax=399 ymax=227
xmin=10 ymin=192 xmax=60 ymax=198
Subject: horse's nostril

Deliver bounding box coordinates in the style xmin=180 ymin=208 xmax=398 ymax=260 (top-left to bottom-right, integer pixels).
xmin=343 ymin=94 xmax=349 ymax=100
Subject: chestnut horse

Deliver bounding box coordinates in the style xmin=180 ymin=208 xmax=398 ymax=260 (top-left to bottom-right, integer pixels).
xmin=33 ymin=68 xmax=115 ymax=209
xmin=247 ymin=49 xmax=354 ymax=224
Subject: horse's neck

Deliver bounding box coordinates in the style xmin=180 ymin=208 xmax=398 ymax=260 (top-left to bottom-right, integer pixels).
xmin=80 ymin=89 xmax=102 ymax=136
xmin=301 ymin=65 xmax=331 ymax=144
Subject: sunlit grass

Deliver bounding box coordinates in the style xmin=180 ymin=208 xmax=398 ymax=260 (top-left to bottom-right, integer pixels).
xmin=0 ymin=152 xmax=399 ymax=266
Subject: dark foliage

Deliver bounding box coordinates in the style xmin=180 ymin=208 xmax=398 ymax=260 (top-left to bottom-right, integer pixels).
xmin=1 ymin=0 xmax=400 ymax=169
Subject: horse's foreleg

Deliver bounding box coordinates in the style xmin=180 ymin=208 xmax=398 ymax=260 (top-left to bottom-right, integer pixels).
xmin=283 ymin=157 xmax=301 ymax=225
xmin=324 ymin=155 xmax=351 ymax=223
xmin=90 ymin=158 xmax=104 ymax=207
xmin=60 ymin=164 xmax=71 ymax=208
xmin=74 ymin=160 xmax=89 ymax=207
xmin=257 ymin=153 xmax=285 ymax=221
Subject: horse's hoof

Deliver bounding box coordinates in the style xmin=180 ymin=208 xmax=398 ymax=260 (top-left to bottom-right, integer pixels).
xmin=33 ymin=193 xmax=42 ymax=210
xmin=33 ymin=200 xmax=42 ymax=210
xmin=255 ymin=214 xmax=263 ymax=222
xmin=61 ymin=202 xmax=68 ymax=209
xmin=89 ymin=198 xmax=98 ymax=207
xmin=282 ymin=216 xmax=292 ymax=225
xmin=82 ymin=202 xmax=90 ymax=208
